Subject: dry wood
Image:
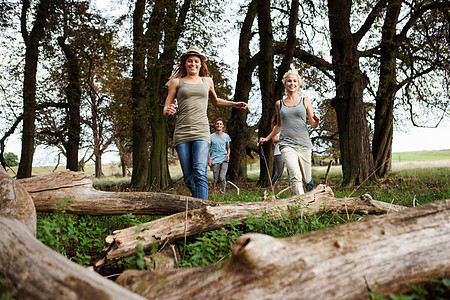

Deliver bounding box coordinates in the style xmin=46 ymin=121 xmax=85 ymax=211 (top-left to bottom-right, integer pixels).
xmin=0 ymin=166 xmax=147 ymax=299
xmin=96 ymin=185 xmax=405 ymax=267
xmin=116 ymin=199 xmax=450 ymax=299
xmin=18 ymin=170 xmax=218 ymax=215
xmin=0 ymin=217 xmax=147 ymax=300
xmin=0 ymin=165 xmax=36 ymax=235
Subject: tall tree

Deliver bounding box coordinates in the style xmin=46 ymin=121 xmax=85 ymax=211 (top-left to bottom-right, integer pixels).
xmin=227 ymin=0 xmax=258 ymax=181
xmin=327 ymin=0 xmax=376 ymax=186
xmin=17 ymin=0 xmax=51 ymax=178
xmin=130 ymin=0 xmax=150 ymax=188
xmin=148 ymin=0 xmax=191 ymax=190
xmin=256 ymin=0 xmax=276 ymax=186
xmin=228 ymin=0 xmax=300 ymax=184
xmin=371 ymin=0 xmax=450 ymax=176
xmin=130 ymin=0 xmax=191 ymax=190
xmin=57 ymin=0 xmax=81 ymax=172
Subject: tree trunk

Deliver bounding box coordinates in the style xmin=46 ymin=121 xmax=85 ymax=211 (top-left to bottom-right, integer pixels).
xmin=328 ymin=0 xmax=375 ymax=186
xmin=116 ymin=199 xmax=450 ymax=299
xmin=17 ymin=170 xmax=217 ymax=215
xmin=257 ymin=0 xmax=275 ymax=186
xmin=273 ymin=0 xmax=299 ymax=103
xmin=148 ymin=0 xmax=175 ymax=191
xmin=227 ymin=0 xmax=258 ymax=181
xmin=372 ymin=1 xmax=401 ymax=177
xmin=130 ymin=0 xmax=150 ymax=189
xmin=95 ymin=154 xmax=104 ymax=178
xmin=96 ymin=185 xmax=405 ymax=266
xmin=58 ymin=35 xmax=81 ymax=172
xmin=17 ymin=0 xmax=50 ymax=179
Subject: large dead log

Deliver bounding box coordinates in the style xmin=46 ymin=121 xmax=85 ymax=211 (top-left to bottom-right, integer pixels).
xmin=96 ymin=185 xmax=406 ymax=267
xmin=116 ymin=199 xmax=450 ymax=299
xmin=0 ymin=166 xmax=146 ymax=299
xmin=0 ymin=217 xmax=146 ymax=300
xmin=18 ymin=170 xmax=217 ymax=215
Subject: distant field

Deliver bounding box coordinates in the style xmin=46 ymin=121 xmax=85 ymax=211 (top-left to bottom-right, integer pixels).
xmin=391 ymin=149 xmax=450 ymax=162
xmin=5 ymin=149 xmax=450 ymax=178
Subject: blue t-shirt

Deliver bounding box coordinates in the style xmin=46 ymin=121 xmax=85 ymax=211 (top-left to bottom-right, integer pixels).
xmin=210 ymin=132 xmax=231 ymax=164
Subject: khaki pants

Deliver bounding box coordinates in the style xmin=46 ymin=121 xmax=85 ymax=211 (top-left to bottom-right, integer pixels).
xmin=280 ymin=147 xmax=312 ymax=195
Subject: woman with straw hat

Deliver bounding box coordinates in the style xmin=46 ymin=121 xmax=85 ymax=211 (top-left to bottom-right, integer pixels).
xmin=163 ymin=46 xmax=247 ymax=200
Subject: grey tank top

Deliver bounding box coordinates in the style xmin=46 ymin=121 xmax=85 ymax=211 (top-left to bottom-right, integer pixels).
xmin=278 ymin=97 xmax=312 ymax=150
xmin=173 ymin=77 xmax=210 ymax=146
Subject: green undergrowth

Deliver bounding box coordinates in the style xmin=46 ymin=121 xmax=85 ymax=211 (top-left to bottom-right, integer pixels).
xmin=369 ymin=278 xmax=450 ymax=300
xmin=177 ymin=207 xmax=361 ymax=268
xmin=33 ymin=166 xmax=449 ymax=297
xmin=325 ymin=167 xmax=449 ymax=207
xmin=36 ymin=199 xmax=159 ymax=266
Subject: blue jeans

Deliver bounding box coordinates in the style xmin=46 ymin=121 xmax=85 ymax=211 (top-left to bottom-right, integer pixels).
xmin=175 ymin=140 xmax=210 ymax=200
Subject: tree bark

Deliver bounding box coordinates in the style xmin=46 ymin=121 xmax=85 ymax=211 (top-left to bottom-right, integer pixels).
xmin=147 ymin=0 xmax=183 ymax=191
xmin=0 ymin=165 xmax=146 ymax=299
xmin=116 ymin=199 xmax=450 ymax=299
xmin=372 ymin=1 xmax=401 ymax=177
xmin=18 ymin=0 xmax=51 ymax=179
xmin=130 ymin=0 xmax=150 ymax=189
xmin=227 ymin=0 xmax=258 ymax=181
xmin=328 ymin=0 xmax=375 ymax=186
xmin=17 ymin=170 xmax=217 ymax=215
xmin=0 ymin=217 xmax=147 ymax=300
xmin=257 ymin=0 xmax=275 ymax=186
xmin=0 ymin=164 xmax=36 ymax=235
xmin=57 ymin=35 xmax=82 ymax=172
xmin=96 ymin=185 xmax=405 ymax=267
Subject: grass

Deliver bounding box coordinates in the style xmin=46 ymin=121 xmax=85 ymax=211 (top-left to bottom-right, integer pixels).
xmin=4 ymin=150 xmax=449 ymax=298
xmin=392 ymin=149 xmax=450 ymax=162
xmin=317 ymin=167 xmax=449 ymax=207
xmin=27 ymin=162 xmax=449 ymax=298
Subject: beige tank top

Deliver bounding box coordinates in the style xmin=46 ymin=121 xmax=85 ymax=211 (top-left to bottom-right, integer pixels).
xmin=173 ymin=77 xmax=210 ymax=146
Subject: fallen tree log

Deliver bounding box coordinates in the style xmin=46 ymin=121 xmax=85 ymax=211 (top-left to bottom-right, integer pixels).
xmin=18 ymin=170 xmax=217 ymax=215
xmin=0 ymin=166 xmax=146 ymax=299
xmin=116 ymin=199 xmax=450 ymax=299
xmin=0 ymin=165 xmax=36 ymax=235
xmin=96 ymin=185 xmax=406 ymax=267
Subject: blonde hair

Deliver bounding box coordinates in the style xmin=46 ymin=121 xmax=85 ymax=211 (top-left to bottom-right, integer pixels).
xmin=282 ymin=64 xmax=305 ymax=88
xmin=166 ymin=54 xmax=209 ymax=86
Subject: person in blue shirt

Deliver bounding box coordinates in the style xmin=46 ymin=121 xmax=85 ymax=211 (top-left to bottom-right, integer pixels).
xmin=208 ymin=118 xmax=231 ymax=195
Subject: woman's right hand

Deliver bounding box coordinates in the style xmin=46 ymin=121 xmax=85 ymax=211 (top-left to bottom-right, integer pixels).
xmin=259 ymin=137 xmax=268 ymax=144
xmin=164 ymin=103 xmax=177 ymax=116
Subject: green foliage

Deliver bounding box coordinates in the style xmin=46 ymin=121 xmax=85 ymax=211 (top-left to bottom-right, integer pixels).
xmin=0 ymin=278 xmax=17 ymax=300
xmin=117 ymin=243 xmax=158 ymax=270
xmin=34 ymin=165 xmax=449 ymax=299
xmin=245 ymin=206 xmax=360 ymax=238
xmin=3 ymin=152 xmax=18 ymax=167
xmin=36 ymin=199 xmax=107 ymax=266
xmin=369 ymin=278 xmax=450 ymax=300
xmin=177 ymin=220 xmax=244 ymax=268
xmin=177 ymin=208 xmax=359 ymax=268
xmin=37 ymin=200 xmax=155 ymax=266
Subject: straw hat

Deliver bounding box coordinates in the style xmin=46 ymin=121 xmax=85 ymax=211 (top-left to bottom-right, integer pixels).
xmin=179 ymin=46 xmax=207 ymax=61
